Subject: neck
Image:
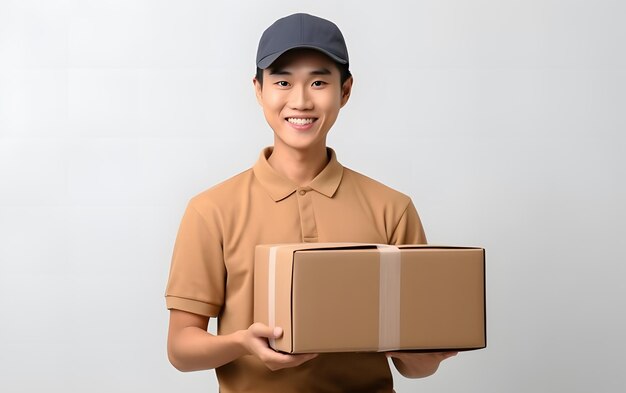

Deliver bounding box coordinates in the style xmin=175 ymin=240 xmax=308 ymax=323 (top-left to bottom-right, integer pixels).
xmin=267 ymin=141 xmax=329 ymax=187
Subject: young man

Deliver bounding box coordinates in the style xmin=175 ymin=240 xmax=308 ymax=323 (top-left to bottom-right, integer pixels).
xmin=165 ymin=12 xmax=457 ymax=392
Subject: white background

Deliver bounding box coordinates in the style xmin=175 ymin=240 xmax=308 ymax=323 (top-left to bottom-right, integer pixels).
xmin=1 ymin=1 xmax=625 ymax=392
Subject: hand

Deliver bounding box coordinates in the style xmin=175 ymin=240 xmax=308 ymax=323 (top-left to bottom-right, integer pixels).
xmin=241 ymin=322 xmax=318 ymax=371
xmin=385 ymin=351 xmax=458 ymax=378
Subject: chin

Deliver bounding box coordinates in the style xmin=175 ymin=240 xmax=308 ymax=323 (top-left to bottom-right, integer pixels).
xmin=284 ymin=142 xmax=317 ymax=151
xmin=275 ymin=133 xmax=320 ymax=148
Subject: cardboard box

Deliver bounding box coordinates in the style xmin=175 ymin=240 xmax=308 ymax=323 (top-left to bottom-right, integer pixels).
xmin=254 ymin=243 xmax=486 ymax=354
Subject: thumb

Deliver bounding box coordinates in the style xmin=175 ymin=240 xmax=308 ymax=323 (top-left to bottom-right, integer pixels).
xmin=250 ymin=323 xmax=283 ymax=339
xmin=272 ymin=326 xmax=283 ymax=338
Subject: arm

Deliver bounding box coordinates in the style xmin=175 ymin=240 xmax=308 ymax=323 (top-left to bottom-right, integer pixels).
xmin=167 ymin=309 xmax=318 ymax=372
xmin=165 ymin=203 xmax=315 ymax=371
xmin=386 ymin=351 xmax=458 ymax=378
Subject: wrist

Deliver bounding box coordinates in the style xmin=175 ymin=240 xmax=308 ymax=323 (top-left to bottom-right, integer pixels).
xmin=233 ymin=329 xmax=250 ymax=356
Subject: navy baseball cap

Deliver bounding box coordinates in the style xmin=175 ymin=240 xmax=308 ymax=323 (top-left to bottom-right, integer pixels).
xmin=256 ymin=13 xmax=349 ymax=69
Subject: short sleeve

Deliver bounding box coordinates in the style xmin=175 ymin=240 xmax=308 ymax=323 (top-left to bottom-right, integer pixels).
xmin=389 ymin=198 xmax=427 ymax=245
xmin=164 ymin=199 xmax=226 ymax=317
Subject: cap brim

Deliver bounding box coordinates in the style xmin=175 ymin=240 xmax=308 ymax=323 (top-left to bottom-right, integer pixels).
xmin=257 ymin=45 xmax=348 ymax=69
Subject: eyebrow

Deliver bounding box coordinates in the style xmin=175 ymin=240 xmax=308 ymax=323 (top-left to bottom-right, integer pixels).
xmin=268 ymin=67 xmax=332 ymax=76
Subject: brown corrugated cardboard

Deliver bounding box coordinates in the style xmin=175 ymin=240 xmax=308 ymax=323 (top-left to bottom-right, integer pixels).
xmin=254 ymin=243 xmax=486 ymax=354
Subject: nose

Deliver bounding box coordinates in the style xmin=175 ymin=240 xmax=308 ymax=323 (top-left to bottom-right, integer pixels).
xmin=288 ymin=84 xmax=313 ymax=110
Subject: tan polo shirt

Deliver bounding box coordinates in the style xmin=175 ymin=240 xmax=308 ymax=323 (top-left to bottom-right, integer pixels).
xmin=165 ymin=146 xmax=427 ymax=393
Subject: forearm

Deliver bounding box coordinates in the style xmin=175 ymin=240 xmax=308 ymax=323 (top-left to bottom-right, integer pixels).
xmin=168 ymin=326 xmax=248 ymax=372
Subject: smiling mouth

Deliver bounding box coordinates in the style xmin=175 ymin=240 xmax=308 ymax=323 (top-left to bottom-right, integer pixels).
xmin=285 ymin=117 xmax=318 ymax=125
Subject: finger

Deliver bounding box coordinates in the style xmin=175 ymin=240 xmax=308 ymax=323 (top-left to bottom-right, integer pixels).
xmin=279 ymin=353 xmax=318 ymax=363
xmin=249 ymin=323 xmax=273 ymax=338
xmin=270 ymin=353 xmax=318 ymax=370
xmin=297 ymin=353 xmax=318 ymax=361
xmin=250 ymin=323 xmax=283 ymax=339
xmin=289 ymin=353 xmax=318 ymax=367
xmin=440 ymin=351 xmax=458 ymax=360
xmin=262 ymin=351 xmax=317 ymax=367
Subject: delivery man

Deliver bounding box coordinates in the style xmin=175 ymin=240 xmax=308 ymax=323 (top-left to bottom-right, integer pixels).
xmin=165 ymin=12 xmax=457 ymax=392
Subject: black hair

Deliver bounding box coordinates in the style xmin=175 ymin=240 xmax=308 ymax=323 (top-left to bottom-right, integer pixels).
xmin=255 ymin=61 xmax=352 ymax=89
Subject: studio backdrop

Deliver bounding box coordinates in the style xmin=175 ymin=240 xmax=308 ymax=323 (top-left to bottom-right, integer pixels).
xmin=0 ymin=1 xmax=624 ymax=392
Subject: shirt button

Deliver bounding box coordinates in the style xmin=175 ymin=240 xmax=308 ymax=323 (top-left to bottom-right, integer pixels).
xmin=299 ymin=190 xmax=306 ymax=195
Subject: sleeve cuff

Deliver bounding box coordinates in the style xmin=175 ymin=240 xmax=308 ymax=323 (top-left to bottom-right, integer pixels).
xmin=165 ymin=295 xmax=221 ymax=317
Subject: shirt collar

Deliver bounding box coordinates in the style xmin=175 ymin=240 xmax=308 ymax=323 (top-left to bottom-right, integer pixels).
xmin=252 ymin=146 xmax=344 ymax=202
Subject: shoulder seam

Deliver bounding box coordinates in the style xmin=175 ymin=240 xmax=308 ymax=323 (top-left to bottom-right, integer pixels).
xmin=188 ymin=198 xmax=224 ymax=246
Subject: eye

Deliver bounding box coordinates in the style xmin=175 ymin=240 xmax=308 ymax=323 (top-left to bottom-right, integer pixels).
xmin=312 ymin=80 xmax=327 ymax=87
xmin=275 ymin=81 xmax=290 ymax=87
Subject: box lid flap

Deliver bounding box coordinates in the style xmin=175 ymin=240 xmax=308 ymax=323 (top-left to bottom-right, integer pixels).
xmin=256 ymin=243 xmax=484 ymax=253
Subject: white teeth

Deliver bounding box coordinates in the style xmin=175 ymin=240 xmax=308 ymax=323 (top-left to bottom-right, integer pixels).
xmin=287 ymin=117 xmax=315 ymax=125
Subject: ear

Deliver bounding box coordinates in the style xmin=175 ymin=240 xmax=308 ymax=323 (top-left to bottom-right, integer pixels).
xmin=340 ymin=75 xmax=353 ymax=108
xmin=253 ymin=76 xmax=263 ymax=106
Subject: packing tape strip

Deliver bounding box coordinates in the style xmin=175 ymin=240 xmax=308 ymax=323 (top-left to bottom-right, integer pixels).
xmin=377 ymin=245 xmax=402 ymax=351
xmin=268 ymin=246 xmax=278 ymax=349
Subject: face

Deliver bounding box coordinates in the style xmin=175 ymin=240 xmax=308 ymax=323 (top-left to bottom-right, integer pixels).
xmin=253 ymin=48 xmax=353 ymax=153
